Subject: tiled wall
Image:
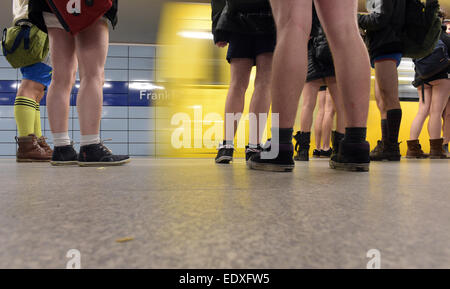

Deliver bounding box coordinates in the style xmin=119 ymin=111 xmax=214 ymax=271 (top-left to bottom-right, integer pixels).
xmin=0 ymin=45 xmax=158 ymax=157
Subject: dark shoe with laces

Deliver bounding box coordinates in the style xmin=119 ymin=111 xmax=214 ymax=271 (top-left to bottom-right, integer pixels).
xmin=78 ymin=142 xmax=130 ymax=167
xmin=247 ymin=143 xmax=295 ymax=172
xmin=320 ymin=148 xmax=332 ymax=158
xmin=329 ymin=140 xmax=370 ymax=172
xmin=369 ymin=140 xmax=384 ymax=161
xmin=215 ymin=142 xmax=234 ymax=164
xmin=330 ymin=131 xmax=345 ymax=162
xmin=51 ymin=144 xmax=78 ymax=166
xmin=245 ymin=145 xmax=262 ymax=162
xmin=371 ymin=140 xmax=401 ymax=161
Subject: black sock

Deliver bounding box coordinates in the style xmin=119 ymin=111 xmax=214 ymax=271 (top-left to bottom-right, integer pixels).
xmin=344 ymin=127 xmax=367 ymax=143
xmin=381 ymin=119 xmax=387 ymax=142
xmin=387 ymin=109 xmax=402 ymax=144
xmin=274 ymin=128 xmax=294 ymax=144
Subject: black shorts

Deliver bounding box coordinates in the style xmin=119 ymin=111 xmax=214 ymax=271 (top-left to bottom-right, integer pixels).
xmin=226 ymin=33 xmax=276 ymax=65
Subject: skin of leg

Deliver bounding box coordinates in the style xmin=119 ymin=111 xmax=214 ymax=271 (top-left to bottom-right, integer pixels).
xmin=409 ymin=87 xmax=431 ymax=140
xmin=315 ymin=0 xmax=370 ymax=127
xmin=17 ymin=79 xmax=45 ymax=102
xmin=442 ymin=97 xmax=450 ymax=144
xmin=75 ymin=20 xmax=109 ymax=136
xmin=314 ymin=88 xmax=326 ymax=149
xmin=249 ymin=53 xmax=273 ymax=145
xmin=300 ymin=79 xmax=322 ymax=132
xmin=374 ymin=60 xmax=401 ymax=111
xmin=374 ymin=79 xmax=387 ymax=119
xmin=428 ymin=79 xmax=450 ymax=139
xmin=46 ymin=28 xmax=77 ymax=134
xmin=270 ymin=0 xmax=313 ymax=128
xmin=325 ymin=76 xmax=345 ymax=132
xmin=321 ymin=89 xmax=335 ymax=150
xmin=224 ymin=58 xmax=253 ymax=141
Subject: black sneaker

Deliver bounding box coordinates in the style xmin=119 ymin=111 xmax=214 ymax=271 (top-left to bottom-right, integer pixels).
xmin=247 ymin=143 xmax=295 ymax=172
xmin=245 ymin=145 xmax=262 ymax=162
xmin=215 ymin=143 xmax=234 ymax=164
xmin=329 ymin=140 xmax=370 ymax=172
xmin=313 ymin=149 xmax=321 ymax=158
xmin=320 ymin=148 xmax=332 ymax=158
xmin=51 ymin=144 xmax=78 ymax=166
xmin=78 ymin=142 xmax=130 ymax=167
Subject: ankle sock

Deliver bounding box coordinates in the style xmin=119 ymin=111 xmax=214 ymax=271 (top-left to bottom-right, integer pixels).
xmin=387 ymin=109 xmax=402 ymax=144
xmin=274 ymin=128 xmax=294 ymax=144
xmin=53 ymin=132 xmax=71 ymax=147
xmin=14 ymin=96 xmax=36 ymax=137
xmin=344 ymin=127 xmax=367 ymax=143
xmin=80 ymin=134 xmax=101 ymax=147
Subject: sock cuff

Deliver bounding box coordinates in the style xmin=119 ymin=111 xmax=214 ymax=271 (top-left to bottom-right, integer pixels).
xmin=53 ymin=132 xmax=71 ymax=147
xmin=15 ymin=97 xmax=37 ymax=109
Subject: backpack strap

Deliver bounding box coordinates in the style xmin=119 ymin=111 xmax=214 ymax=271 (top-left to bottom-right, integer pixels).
xmin=1 ymin=26 xmax=31 ymax=56
xmin=421 ymin=81 xmax=432 ymax=103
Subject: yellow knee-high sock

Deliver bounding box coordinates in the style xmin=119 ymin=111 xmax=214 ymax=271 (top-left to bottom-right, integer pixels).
xmin=14 ymin=96 xmax=36 ymax=137
xmin=34 ymin=103 xmax=42 ymax=138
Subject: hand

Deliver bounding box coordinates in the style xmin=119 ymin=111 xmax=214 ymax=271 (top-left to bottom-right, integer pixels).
xmin=216 ymin=41 xmax=228 ymax=48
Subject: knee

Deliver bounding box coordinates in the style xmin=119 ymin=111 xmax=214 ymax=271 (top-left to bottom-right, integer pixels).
xmin=52 ymin=68 xmax=77 ymax=90
xmin=229 ymin=80 xmax=249 ymax=98
xmin=79 ymin=69 xmax=104 ymax=85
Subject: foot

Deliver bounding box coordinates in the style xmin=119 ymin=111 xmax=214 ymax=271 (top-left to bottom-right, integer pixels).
xmin=215 ymin=143 xmax=234 ymax=164
xmin=16 ymin=134 xmax=51 ymax=162
xmin=78 ymin=142 xmax=130 ymax=167
xmin=320 ymin=148 xmax=332 ymax=158
xmin=37 ymin=136 xmax=53 ymax=159
xmin=51 ymin=144 xmax=78 ymax=166
xmin=370 ymin=140 xmax=401 ymax=161
xmin=329 ymin=140 xmax=370 ymax=172
xmin=247 ymin=143 xmax=295 ymax=172
xmin=245 ymin=145 xmax=262 ymax=162
xmin=313 ymin=149 xmax=321 ymax=158
xmin=293 ymin=131 xmax=310 ymax=161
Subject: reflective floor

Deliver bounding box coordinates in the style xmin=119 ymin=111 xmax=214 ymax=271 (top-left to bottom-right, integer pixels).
xmin=0 ymin=158 xmax=449 ymax=269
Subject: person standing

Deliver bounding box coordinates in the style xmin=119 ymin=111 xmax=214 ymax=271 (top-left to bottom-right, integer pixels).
xmin=28 ymin=0 xmax=129 ymax=166
xmin=248 ymin=0 xmax=372 ymax=172
xmin=358 ymin=0 xmax=406 ymax=162
xmin=212 ymin=0 xmax=276 ymax=163
xmin=12 ymin=0 xmax=52 ymax=162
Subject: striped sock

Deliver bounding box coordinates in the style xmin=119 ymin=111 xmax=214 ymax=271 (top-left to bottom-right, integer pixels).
xmin=14 ymin=96 xmax=36 ymax=137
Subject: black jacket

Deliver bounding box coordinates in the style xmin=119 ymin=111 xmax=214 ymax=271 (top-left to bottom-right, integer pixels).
xmin=358 ymin=0 xmax=405 ymax=59
xmin=211 ymin=0 xmax=275 ymax=44
xmin=307 ymin=6 xmax=335 ymax=82
xmin=29 ymin=0 xmax=118 ymax=33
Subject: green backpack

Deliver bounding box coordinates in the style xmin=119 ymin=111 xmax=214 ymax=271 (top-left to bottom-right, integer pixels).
xmin=2 ymin=24 xmax=49 ymax=69
xmin=402 ymin=0 xmax=442 ymax=59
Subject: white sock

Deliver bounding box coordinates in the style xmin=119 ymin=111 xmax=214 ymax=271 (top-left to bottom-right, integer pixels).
xmin=80 ymin=134 xmax=100 ymax=146
xmin=53 ymin=132 xmax=71 ymax=147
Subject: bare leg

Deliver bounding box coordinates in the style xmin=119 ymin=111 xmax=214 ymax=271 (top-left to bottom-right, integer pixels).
xmin=374 ymin=60 xmax=400 ymax=111
xmin=443 ymin=97 xmax=450 ymax=145
xmin=75 ymin=20 xmax=109 ymax=136
xmin=428 ymin=80 xmax=450 ymax=139
xmin=249 ymin=53 xmax=273 ymax=145
xmin=410 ymin=87 xmax=432 ymax=140
xmin=314 ymin=87 xmax=326 ymax=149
xmin=315 ymin=0 xmax=370 ymax=127
xmin=322 ymin=89 xmax=335 ymax=150
xmin=270 ymin=0 xmax=313 ymax=128
xmin=325 ymin=77 xmax=345 ymax=133
xmin=301 ymin=80 xmax=322 ymax=132
xmin=46 ymin=29 xmax=77 ymax=134
xmin=224 ymin=58 xmax=253 ymax=142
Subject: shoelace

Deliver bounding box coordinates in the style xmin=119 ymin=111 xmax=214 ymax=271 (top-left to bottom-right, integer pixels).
xmin=99 ymin=139 xmax=113 ymax=155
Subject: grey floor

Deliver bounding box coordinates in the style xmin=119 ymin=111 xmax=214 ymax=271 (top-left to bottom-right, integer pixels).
xmin=0 ymin=158 xmax=449 ymax=269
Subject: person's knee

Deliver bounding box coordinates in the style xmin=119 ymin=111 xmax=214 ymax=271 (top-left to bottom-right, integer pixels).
xmin=79 ymin=69 xmax=104 ymax=85
xmin=52 ymin=68 xmax=77 ymax=90
xmin=17 ymin=80 xmax=45 ymax=100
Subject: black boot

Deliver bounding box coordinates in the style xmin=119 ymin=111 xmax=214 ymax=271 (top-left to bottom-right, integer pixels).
xmin=330 ymin=131 xmax=344 ymax=163
xmin=293 ymin=131 xmax=310 ymax=161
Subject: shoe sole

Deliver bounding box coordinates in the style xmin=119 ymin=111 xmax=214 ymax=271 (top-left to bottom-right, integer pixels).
xmin=17 ymin=159 xmax=51 ymax=163
xmin=405 ymin=156 xmax=429 ymax=159
xmin=215 ymin=156 xmax=233 ymax=164
xmin=247 ymin=160 xmax=294 ymax=172
xmin=370 ymin=156 xmax=401 ymax=162
xmin=329 ymin=160 xmax=369 ymax=172
xmin=294 ymin=156 xmax=309 ymax=162
xmin=51 ymin=161 xmax=79 ymax=166
xmin=78 ymin=158 xmax=131 ymax=167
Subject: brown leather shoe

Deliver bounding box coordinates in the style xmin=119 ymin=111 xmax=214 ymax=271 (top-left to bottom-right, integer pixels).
xmin=15 ymin=134 xmax=51 ymax=162
xmin=37 ymin=136 xmax=53 ymax=159
xmin=406 ymin=139 xmax=428 ymax=159
xmin=429 ymin=138 xmax=447 ymax=159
